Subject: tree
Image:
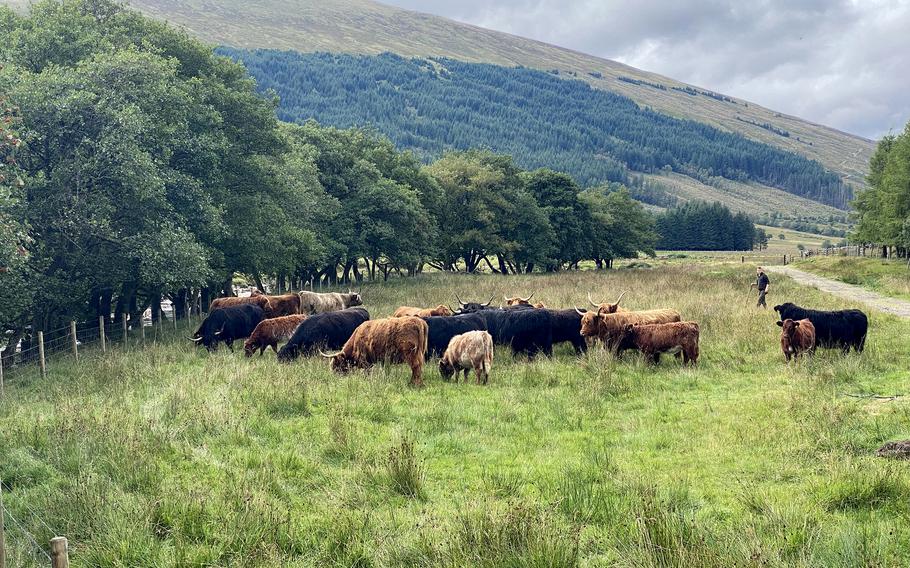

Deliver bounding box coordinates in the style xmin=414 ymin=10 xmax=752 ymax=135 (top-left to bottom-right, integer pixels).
xmin=579 ymin=186 xmax=657 ymax=268
xmin=522 ymin=169 xmax=590 ymax=270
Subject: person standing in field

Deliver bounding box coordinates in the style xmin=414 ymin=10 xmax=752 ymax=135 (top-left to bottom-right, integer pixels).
xmin=751 ymin=266 xmax=771 ymax=308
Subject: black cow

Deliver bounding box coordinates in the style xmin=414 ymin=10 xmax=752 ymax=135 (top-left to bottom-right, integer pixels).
xmin=545 ymin=309 xmax=587 ymax=354
xmin=465 ymin=308 xmax=554 ymax=358
xmin=423 ymin=313 xmax=488 ymax=357
xmin=277 ymin=307 xmax=370 ymax=362
xmin=773 ymin=302 xmax=867 ymax=353
xmin=190 ymin=304 xmax=265 ymax=352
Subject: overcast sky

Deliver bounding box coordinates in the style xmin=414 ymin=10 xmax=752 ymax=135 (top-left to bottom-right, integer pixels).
xmin=383 ymin=0 xmax=909 ymax=140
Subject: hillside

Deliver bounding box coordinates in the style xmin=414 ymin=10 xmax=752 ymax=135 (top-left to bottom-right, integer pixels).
xmin=70 ymin=0 xmax=875 ymax=190
xmin=223 ymin=49 xmax=854 ymax=210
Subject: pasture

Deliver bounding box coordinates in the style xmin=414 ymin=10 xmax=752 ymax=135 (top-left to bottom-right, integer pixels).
xmin=2 ymin=262 xmax=910 ymax=566
xmin=796 ymin=256 xmax=910 ymax=301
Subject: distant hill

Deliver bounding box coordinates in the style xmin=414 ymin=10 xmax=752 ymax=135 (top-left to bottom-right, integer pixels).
xmin=89 ymin=0 xmax=874 ymax=191
xmin=223 ymin=49 xmax=854 ymax=211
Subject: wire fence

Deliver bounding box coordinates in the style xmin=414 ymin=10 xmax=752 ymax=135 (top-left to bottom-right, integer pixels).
xmin=0 ymin=303 xmax=198 ymax=390
xmin=1 ymin=479 xmax=62 ymax=568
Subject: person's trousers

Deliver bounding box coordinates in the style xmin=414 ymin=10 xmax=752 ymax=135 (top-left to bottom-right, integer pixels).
xmin=757 ymin=289 xmax=767 ymax=307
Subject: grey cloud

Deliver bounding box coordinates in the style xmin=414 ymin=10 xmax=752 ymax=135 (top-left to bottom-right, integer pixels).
xmin=384 ymin=0 xmax=910 ymax=139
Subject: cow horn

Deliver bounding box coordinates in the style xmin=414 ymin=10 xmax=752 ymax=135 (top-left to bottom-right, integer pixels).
xmin=588 ymin=292 xmax=603 ymax=307
xmin=482 ymin=296 xmax=494 ymax=307
xmin=187 ymin=336 xmax=202 ymax=342
xmin=455 ymin=293 xmax=466 ymax=307
xmin=574 ymin=305 xmax=585 ymax=316
xmin=614 ymin=291 xmax=626 ymax=306
xmin=503 ymin=295 xmax=511 ymax=302
xmin=319 ymin=349 xmax=341 ymax=358
xmin=522 ymin=293 xmax=534 ymax=302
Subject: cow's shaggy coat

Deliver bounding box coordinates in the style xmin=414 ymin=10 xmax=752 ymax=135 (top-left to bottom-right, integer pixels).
xmin=326 ymin=317 xmax=429 ymax=386
xmin=244 ymin=314 xmax=308 ymax=357
xmin=439 ymin=330 xmax=494 ymax=384
xmin=299 ymin=290 xmax=363 ymax=314
xmin=393 ymin=305 xmax=454 ymax=318
xmin=777 ymin=318 xmax=816 ymax=361
xmin=191 ymin=304 xmax=265 ymax=352
xmin=616 ymin=321 xmax=700 ymax=365
xmin=773 ymin=303 xmax=867 ymax=352
xmin=277 ymin=308 xmax=370 ymax=362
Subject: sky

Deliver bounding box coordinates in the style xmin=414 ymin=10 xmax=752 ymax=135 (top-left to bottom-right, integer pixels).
xmin=382 ymin=0 xmax=909 ymax=140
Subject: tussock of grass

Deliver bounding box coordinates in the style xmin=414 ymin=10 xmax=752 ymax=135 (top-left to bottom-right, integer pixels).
xmin=386 ymin=436 xmax=426 ymax=499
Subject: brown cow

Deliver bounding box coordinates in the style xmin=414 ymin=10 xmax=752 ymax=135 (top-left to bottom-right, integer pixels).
xmin=257 ymin=293 xmax=301 ymax=317
xmin=393 ymin=305 xmax=454 ymax=318
xmin=439 ymin=330 xmax=494 ymax=384
xmin=616 ymin=321 xmax=699 ymax=365
xmin=777 ymin=318 xmax=816 ymax=362
xmin=578 ymin=308 xmax=681 ymax=349
xmin=243 ymin=314 xmax=308 ymax=357
xmin=321 ymin=316 xmax=429 ymax=386
xmin=588 ymin=291 xmax=627 ymax=315
xmin=210 ymin=294 xmax=271 ymax=313
xmin=503 ymin=294 xmax=546 ymax=309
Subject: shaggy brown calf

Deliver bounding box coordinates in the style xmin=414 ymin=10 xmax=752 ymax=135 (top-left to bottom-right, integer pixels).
xmin=256 ymin=293 xmax=302 ymax=317
xmin=322 ymin=316 xmax=429 ymax=386
xmin=616 ymin=321 xmax=700 ymax=365
xmin=776 ymin=318 xmax=816 ymax=361
xmin=243 ymin=314 xmax=308 ymax=357
xmin=579 ymin=308 xmax=681 ymax=349
xmin=439 ymin=330 xmax=494 ymax=384
xmin=393 ymin=305 xmax=454 ymax=318
xmin=210 ymin=294 xmax=271 ymax=313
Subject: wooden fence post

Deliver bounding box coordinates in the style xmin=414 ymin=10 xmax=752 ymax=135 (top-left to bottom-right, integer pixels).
xmin=1 ymin=477 xmax=6 ymax=568
xmin=0 ymin=354 xmax=4 ymax=399
xmin=70 ymin=321 xmax=78 ymax=362
xmin=122 ymin=317 xmax=128 ymax=349
xmin=37 ymin=331 xmax=46 ymax=378
xmin=50 ymin=536 xmax=69 ymax=568
xmin=99 ymin=316 xmax=106 ymax=353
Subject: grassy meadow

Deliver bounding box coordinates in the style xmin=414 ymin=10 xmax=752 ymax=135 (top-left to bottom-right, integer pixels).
xmin=796 ymin=256 xmax=910 ymax=301
xmin=2 ymin=262 xmax=910 ymax=566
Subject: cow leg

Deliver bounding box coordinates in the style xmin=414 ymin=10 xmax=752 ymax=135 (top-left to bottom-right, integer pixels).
xmin=226 ymin=340 xmax=234 ymax=352
xmin=410 ymin=364 xmax=424 ymax=388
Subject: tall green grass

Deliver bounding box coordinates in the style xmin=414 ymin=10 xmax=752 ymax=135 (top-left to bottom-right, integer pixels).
xmin=2 ymin=263 xmax=910 ymax=565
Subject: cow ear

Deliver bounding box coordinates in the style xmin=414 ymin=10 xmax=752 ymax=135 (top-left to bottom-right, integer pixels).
xmin=624 ymin=323 xmax=633 ymax=332
xmin=776 ymin=320 xmax=783 ymax=327
xmin=793 ymin=321 xmax=799 ymax=327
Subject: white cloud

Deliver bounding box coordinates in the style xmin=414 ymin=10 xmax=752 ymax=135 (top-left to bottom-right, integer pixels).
xmin=384 ymin=0 xmax=910 ymax=139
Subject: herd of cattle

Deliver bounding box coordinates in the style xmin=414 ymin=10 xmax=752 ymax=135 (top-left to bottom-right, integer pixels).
xmin=187 ymin=288 xmax=870 ymax=386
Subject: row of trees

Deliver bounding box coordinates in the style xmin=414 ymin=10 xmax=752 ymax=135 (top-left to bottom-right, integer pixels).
xmin=0 ymin=0 xmax=658 ymax=346
xmin=852 ymin=122 xmax=910 ymax=257
xmin=225 ymin=49 xmax=854 ymax=209
xmin=655 ymin=201 xmax=756 ymax=251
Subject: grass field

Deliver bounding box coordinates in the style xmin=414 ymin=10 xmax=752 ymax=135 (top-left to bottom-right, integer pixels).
xmin=2 ymin=263 xmax=910 ymax=566
xmin=796 ymin=256 xmax=910 ymax=301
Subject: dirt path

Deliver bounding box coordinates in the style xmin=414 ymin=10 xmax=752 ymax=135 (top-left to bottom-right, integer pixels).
xmin=766 ymin=265 xmax=910 ymax=319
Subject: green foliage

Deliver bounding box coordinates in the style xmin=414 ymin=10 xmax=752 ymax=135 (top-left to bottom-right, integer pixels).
xmin=853 ymin=123 xmax=910 ymax=251
xmin=219 ymin=49 xmax=854 ymax=209
xmin=656 ymin=201 xmax=755 ymax=251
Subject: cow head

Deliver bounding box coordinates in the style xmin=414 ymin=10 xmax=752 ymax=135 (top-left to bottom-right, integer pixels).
xmin=575 ymin=307 xmax=600 ymax=337
xmin=243 ymin=337 xmax=257 ymax=357
xmin=776 ymin=318 xmax=800 ymax=352
xmin=589 ymin=291 xmax=626 ymax=315
xmin=455 ymin=293 xmax=494 ymax=314
xmin=433 ymin=304 xmax=454 ymax=317
xmin=773 ymin=303 xmax=794 ymax=317
xmin=188 ymin=321 xmax=219 ymax=351
xmin=346 ymin=289 xmax=363 ymax=307
xmin=321 ymin=349 xmax=354 ymax=373
xmin=504 ymin=293 xmax=534 ymax=306
xmin=438 ymin=358 xmax=456 ymax=381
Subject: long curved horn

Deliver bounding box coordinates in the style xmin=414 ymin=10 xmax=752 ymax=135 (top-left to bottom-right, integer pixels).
xmin=588 ymin=292 xmax=603 ymax=308
xmin=482 ymin=296 xmax=494 ymax=307
xmin=319 ymin=349 xmax=341 ymax=358
xmin=574 ymin=305 xmax=585 ymax=316
xmin=455 ymin=293 xmax=466 ymax=307
xmin=503 ymin=295 xmax=511 ymax=302
xmin=187 ymin=336 xmax=202 ymax=342
xmin=613 ymin=291 xmax=626 ymax=306
xmin=522 ymin=293 xmax=534 ymax=302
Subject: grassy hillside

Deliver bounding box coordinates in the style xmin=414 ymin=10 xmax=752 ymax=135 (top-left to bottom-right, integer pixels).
xmin=2 ymin=264 xmax=910 ymax=565
xmin=70 ymin=0 xmax=875 ymax=189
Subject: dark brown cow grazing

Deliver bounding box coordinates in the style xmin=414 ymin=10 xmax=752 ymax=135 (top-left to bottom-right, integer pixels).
xmin=503 ymin=294 xmax=546 ymax=309
xmin=588 ymin=291 xmax=627 ymax=315
xmin=244 ymin=314 xmax=308 ymax=357
xmin=210 ymin=294 xmax=271 ymax=313
xmin=776 ymin=318 xmax=816 ymax=362
xmin=439 ymin=330 xmax=494 ymax=384
xmin=322 ymin=316 xmax=429 ymax=386
xmin=616 ymin=321 xmax=700 ymax=365
xmin=257 ymin=293 xmax=302 ymax=317
xmin=393 ymin=305 xmax=454 ymax=318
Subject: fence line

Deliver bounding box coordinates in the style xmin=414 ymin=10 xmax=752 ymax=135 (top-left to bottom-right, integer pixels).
xmin=0 ymin=482 xmax=55 ymax=567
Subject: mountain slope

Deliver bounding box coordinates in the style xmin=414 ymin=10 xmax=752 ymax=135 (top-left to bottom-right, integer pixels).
xmin=223 ymin=49 xmax=854 ymax=212
xmin=94 ymin=0 xmax=874 ymax=189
